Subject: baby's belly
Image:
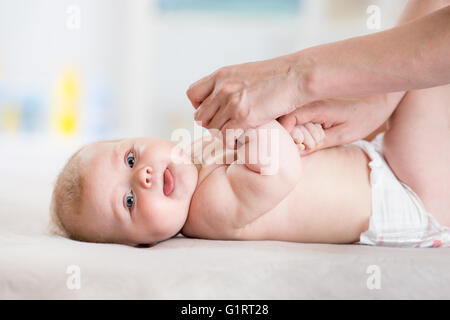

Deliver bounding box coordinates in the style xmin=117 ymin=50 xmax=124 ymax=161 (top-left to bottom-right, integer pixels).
xmin=234 ymin=195 xmax=304 ymax=241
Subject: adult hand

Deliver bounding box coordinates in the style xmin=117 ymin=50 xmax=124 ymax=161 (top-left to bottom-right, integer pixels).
xmin=278 ymin=93 xmax=404 ymax=153
xmin=186 ymin=55 xmax=313 ymax=148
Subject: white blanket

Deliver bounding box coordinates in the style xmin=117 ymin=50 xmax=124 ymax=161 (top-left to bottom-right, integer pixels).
xmin=1 ymin=230 xmax=450 ymax=299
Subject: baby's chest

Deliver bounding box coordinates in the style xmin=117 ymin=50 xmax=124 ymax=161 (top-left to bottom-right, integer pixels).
xmin=183 ymin=170 xmax=242 ymax=239
xmin=231 ymin=189 xmax=301 ymax=240
xmin=188 ymin=180 xmax=299 ymax=241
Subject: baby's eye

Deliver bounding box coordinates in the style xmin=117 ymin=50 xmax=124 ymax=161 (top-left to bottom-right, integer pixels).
xmin=125 ymin=191 xmax=134 ymax=209
xmin=126 ymin=151 xmax=135 ymax=168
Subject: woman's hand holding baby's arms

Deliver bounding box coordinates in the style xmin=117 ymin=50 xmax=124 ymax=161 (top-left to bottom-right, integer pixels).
xmin=279 ymin=93 xmax=404 ymax=152
xmin=187 ymin=55 xmax=315 ymax=148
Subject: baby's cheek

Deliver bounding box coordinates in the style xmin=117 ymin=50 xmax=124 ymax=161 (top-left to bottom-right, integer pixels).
xmin=139 ymin=197 xmax=179 ymax=237
xmin=138 ymin=195 xmax=161 ymax=222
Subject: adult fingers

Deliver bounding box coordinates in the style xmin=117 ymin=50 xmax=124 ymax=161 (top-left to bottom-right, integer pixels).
xmin=278 ymin=102 xmax=323 ymax=132
xmin=221 ymin=120 xmax=247 ymax=150
xmin=194 ymin=94 xmax=222 ymax=128
xmin=294 ymin=102 xmax=327 ymax=125
xmin=299 ymin=124 xmax=350 ymax=156
xmin=207 ymin=92 xmax=241 ymax=131
xmin=321 ymin=125 xmax=350 ymax=150
xmin=207 ymin=104 xmax=230 ymax=132
xmin=186 ymin=73 xmax=216 ymax=109
xmin=277 ymin=113 xmax=297 ymax=133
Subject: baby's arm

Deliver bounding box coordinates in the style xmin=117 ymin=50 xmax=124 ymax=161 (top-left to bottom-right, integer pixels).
xmin=225 ymin=120 xmax=302 ymax=228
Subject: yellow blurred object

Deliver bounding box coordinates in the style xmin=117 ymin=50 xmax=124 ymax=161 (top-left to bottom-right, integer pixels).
xmin=51 ymin=69 xmax=80 ymax=135
xmin=1 ymin=104 xmax=21 ymax=132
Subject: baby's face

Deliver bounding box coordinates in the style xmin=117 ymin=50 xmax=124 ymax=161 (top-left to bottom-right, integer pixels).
xmin=77 ymin=138 xmax=198 ymax=245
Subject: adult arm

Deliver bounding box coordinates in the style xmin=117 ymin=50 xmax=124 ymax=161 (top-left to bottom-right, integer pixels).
xmin=279 ymin=0 xmax=450 ymax=152
xmin=298 ymin=4 xmax=450 ymax=102
xmin=188 ymin=4 xmax=450 ymax=148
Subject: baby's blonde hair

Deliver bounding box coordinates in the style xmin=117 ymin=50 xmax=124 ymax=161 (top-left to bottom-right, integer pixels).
xmin=48 ymin=147 xmax=86 ymax=240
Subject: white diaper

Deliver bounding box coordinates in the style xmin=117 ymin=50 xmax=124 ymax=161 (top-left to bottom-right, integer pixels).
xmin=352 ymin=133 xmax=450 ymax=248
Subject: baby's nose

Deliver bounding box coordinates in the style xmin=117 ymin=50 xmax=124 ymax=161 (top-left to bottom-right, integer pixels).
xmin=137 ymin=166 xmax=153 ymax=189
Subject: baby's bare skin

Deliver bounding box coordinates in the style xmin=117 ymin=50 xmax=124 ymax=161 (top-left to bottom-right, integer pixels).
xmin=182 ymin=120 xmax=372 ymax=244
xmin=73 ymin=86 xmax=448 ymax=247
xmin=74 ymin=120 xmax=370 ymax=246
xmin=184 ymin=83 xmax=450 ymax=244
xmin=383 ymin=84 xmax=450 ymax=227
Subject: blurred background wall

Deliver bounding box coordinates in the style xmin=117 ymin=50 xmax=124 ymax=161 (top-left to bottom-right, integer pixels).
xmin=0 ymin=0 xmax=407 ymax=231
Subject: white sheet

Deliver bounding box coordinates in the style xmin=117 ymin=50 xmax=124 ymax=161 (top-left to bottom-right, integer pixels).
xmin=1 ymin=231 xmax=450 ymax=299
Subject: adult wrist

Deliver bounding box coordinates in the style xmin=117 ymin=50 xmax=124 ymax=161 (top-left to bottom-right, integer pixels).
xmin=288 ymin=49 xmax=321 ymax=108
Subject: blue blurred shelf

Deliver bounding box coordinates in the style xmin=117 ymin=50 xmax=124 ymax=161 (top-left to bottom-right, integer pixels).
xmin=156 ymin=0 xmax=301 ymax=17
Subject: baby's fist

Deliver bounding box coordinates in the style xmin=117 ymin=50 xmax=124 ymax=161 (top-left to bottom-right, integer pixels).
xmin=291 ymin=123 xmax=325 ymax=154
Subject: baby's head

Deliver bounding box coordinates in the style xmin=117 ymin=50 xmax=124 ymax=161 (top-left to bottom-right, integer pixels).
xmin=49 ymin=138 xmax=198 ymax=246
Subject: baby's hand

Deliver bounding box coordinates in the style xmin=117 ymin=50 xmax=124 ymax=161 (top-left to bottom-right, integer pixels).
xmin=290 ymin=123 xmax=325 ymax=154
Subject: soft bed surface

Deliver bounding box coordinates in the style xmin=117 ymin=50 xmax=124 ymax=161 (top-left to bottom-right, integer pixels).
xmin=1 ymin=231 xmax=450 ymax=299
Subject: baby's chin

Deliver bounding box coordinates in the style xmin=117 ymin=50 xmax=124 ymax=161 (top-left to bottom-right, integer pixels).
xmin=136 ymin=219 xmax=186 ymax=246
xmin=146 ymin=201 xmax=192 ymax=242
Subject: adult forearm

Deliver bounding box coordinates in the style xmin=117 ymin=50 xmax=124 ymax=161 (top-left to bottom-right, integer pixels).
xmin=384 ymin=0 xmax=450 ymax=102
xmin=374 ymin=0 xmax=450 ymax=117
xmin=294 ymin=5 xmax=450 ymax=104
xmin=398 ymin=0 xmax=450 ymax=24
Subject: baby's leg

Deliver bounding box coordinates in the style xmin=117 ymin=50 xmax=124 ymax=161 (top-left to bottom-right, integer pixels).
xmin=383 ymin=84 xmax=450 ymax=226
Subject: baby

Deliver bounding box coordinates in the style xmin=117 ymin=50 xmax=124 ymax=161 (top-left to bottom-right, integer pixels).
xmin=49 ymin=118 xmax=450 ymax=248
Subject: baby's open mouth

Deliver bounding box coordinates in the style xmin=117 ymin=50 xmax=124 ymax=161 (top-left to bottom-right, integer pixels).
xmin=163 ymin=168 xmax=174 ymax=196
